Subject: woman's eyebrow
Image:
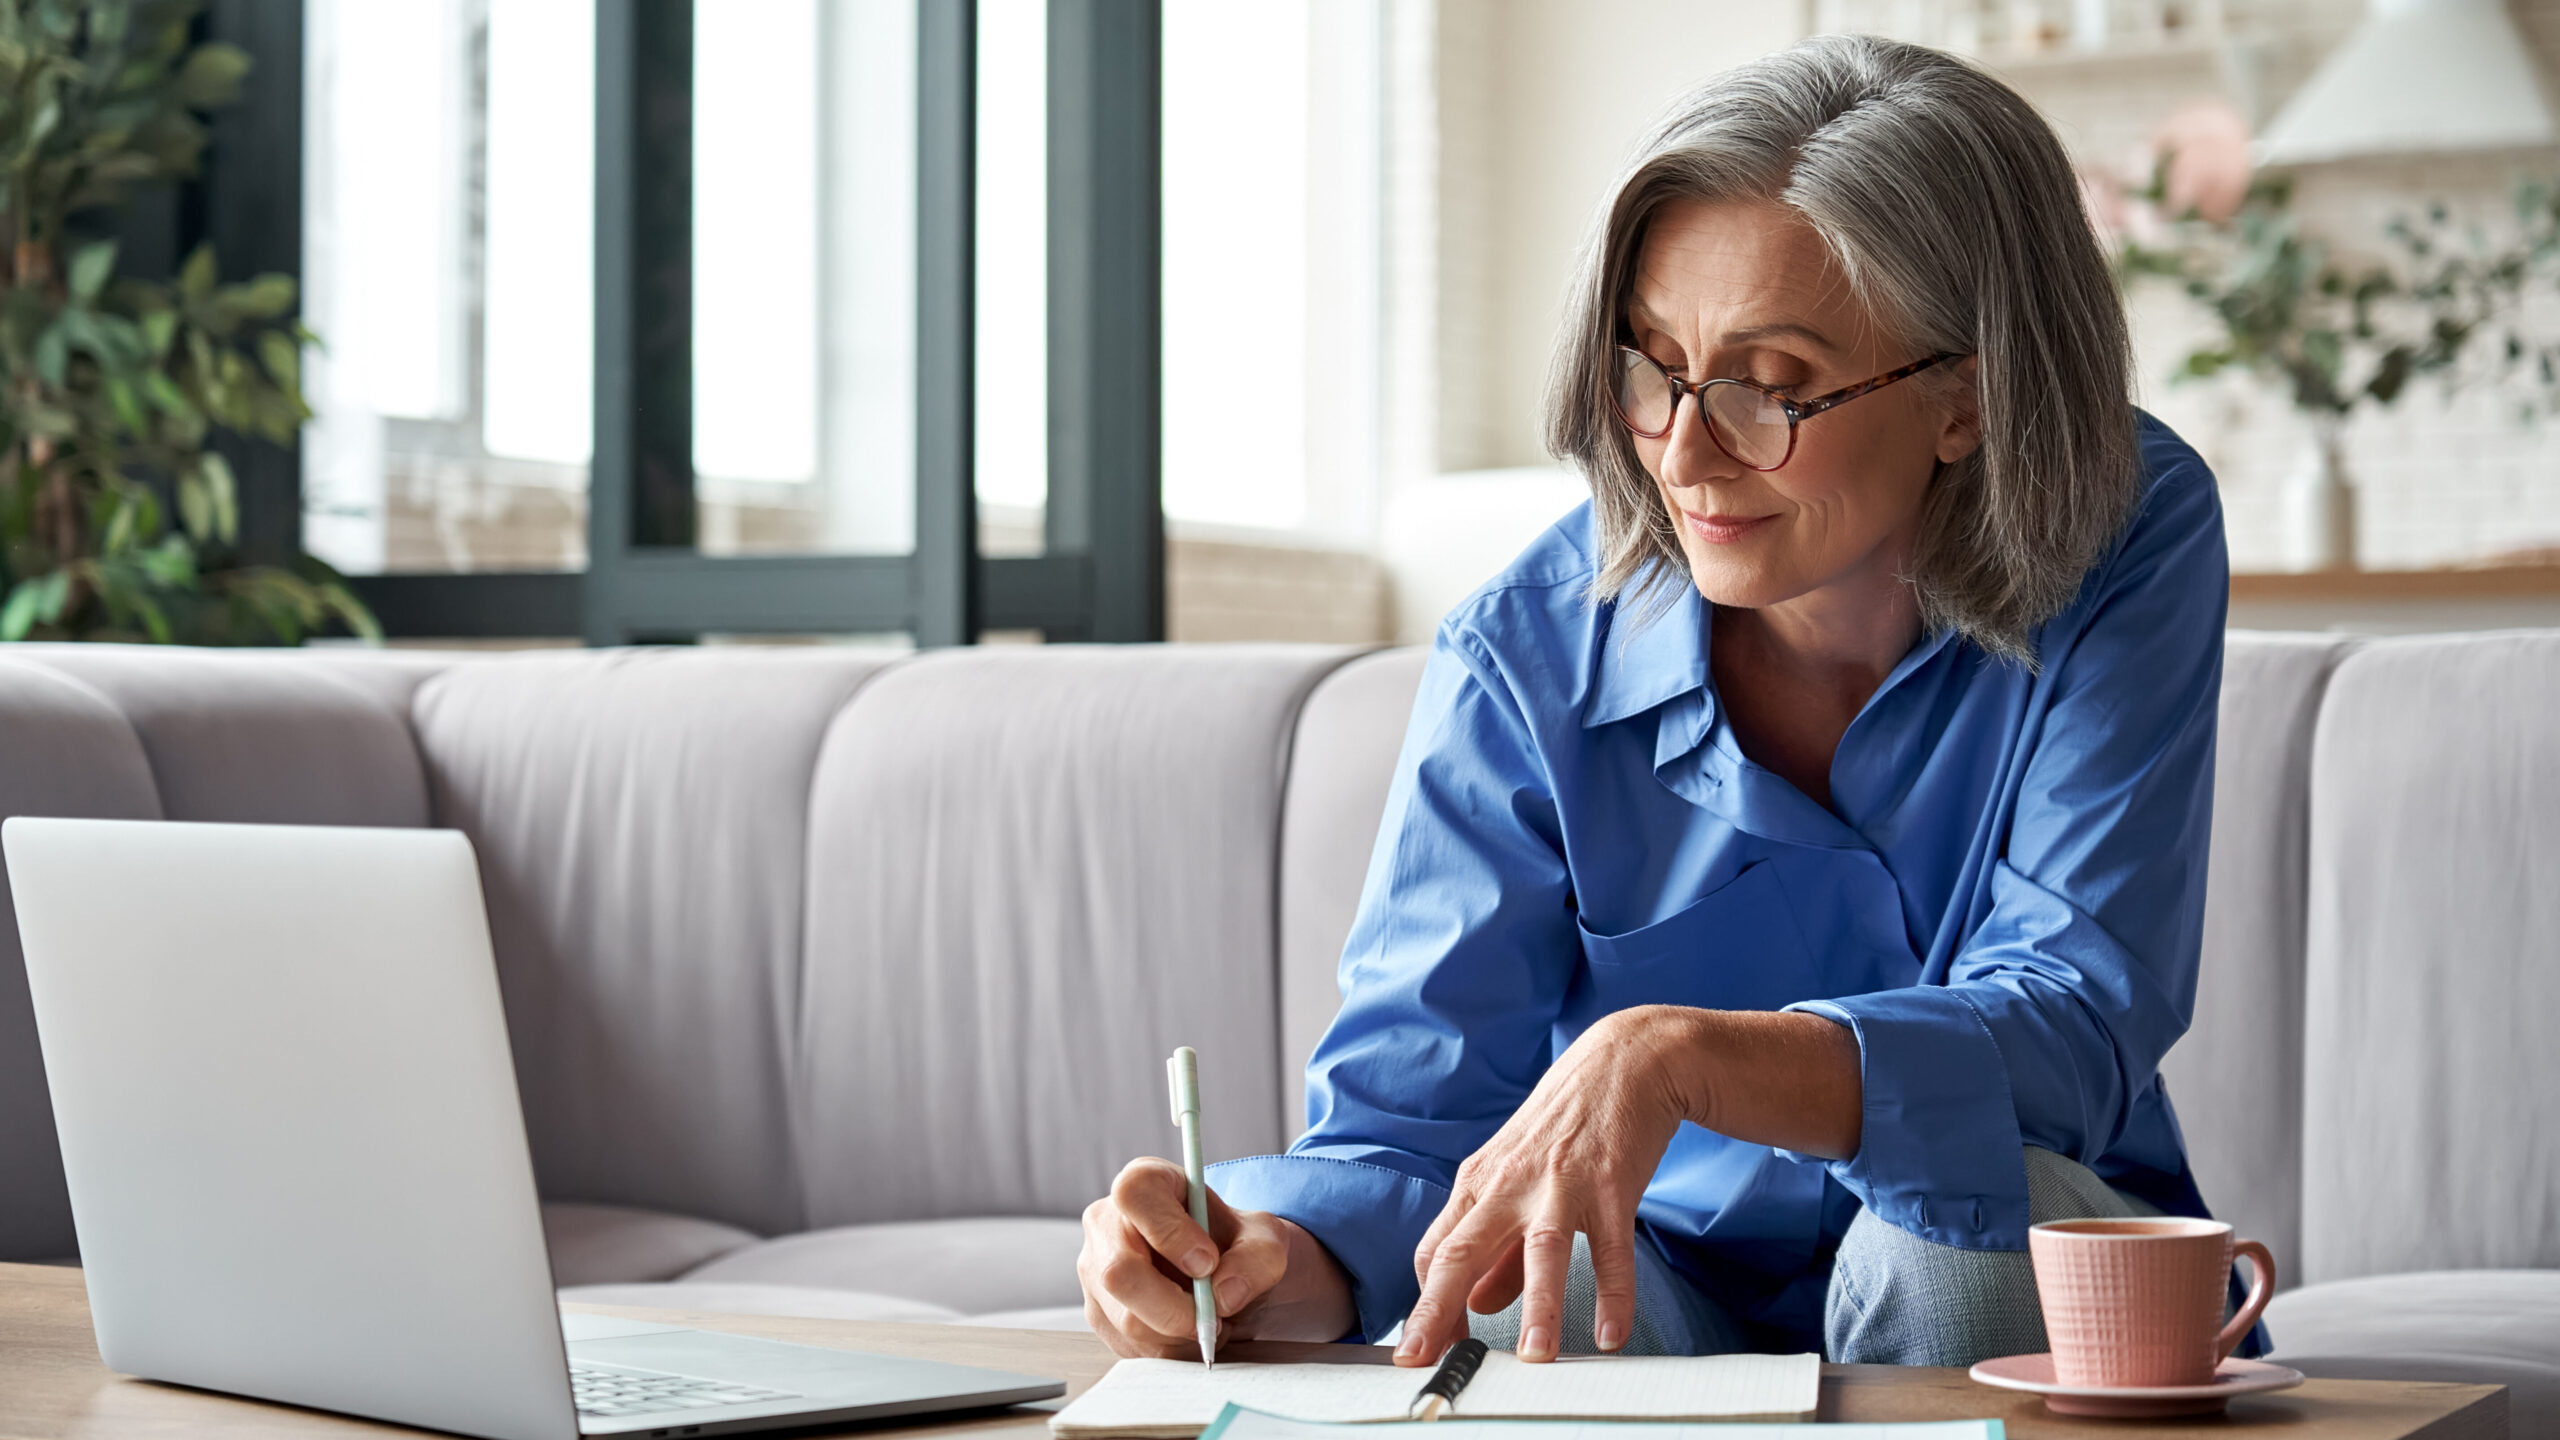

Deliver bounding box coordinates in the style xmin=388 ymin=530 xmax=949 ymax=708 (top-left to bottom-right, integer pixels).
xmin=1719 ymin=321 xmax=1838 ymax=352
xmin=1624 ymin=304 xmax=1838 ymax=355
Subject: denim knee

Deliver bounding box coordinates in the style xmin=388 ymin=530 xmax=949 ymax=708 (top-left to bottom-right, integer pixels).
xmin=1823 ymin=1146 xmax=2147 ymax=1366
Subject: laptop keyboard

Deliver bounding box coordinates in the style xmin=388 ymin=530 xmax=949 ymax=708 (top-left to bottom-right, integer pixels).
xmin=570 ymin=1360 xmax=800 ymax=1418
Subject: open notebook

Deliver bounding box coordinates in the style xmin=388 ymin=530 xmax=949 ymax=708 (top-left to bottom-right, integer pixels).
xmin=1048 ymin=1351 xmax=1823 ymax=1437
xmin=1199 ymin=1408 xmax=1998 ymax=1440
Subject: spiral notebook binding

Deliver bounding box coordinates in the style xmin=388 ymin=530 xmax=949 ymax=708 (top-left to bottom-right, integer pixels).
xmin=1407 ymin=1337 xmax=1490 ymax=1422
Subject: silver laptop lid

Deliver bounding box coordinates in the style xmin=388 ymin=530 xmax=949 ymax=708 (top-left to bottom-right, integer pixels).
xmin=5 ymin=818 xmax=579 ymax=1440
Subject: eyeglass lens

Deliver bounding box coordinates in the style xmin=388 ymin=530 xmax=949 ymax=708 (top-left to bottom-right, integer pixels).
xmin=1612 ymin=350 xmax=1794 ymax=469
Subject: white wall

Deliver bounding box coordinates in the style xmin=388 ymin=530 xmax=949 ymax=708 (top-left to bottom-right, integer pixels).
xmin=1434 ymin=0 xmax=1807 ymax=472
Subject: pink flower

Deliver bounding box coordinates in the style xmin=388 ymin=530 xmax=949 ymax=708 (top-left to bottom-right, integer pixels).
xmin=2154 ymin=98 xmax=2253 ymax=224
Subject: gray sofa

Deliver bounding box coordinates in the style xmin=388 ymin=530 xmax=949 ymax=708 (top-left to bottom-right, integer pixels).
xmin=0 ymin=634 xmax=2550 ymax=1426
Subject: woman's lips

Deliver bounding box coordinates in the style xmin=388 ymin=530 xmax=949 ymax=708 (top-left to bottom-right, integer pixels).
xmin=1682 ymin=510 xmax=1777 ymax=545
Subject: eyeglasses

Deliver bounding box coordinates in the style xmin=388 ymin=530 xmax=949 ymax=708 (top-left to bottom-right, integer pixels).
xmin=1609 ymin=346 xmax=1966 ymax=471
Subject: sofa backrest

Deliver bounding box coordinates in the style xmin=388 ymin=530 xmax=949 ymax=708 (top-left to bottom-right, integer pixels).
xmin=794 ymin=645 xmax=1358 ymax=1228
xmin=2159 ymin=631 xmax=2355 ymax=1289
xmin=2298 ymin=631 xmax=2560 ymax=1284
xmin=0 ymin=657 xmax=164 ymax=1259
xmin=1275 ymin=648 xmax=1431 ymax=1137
xmin=412 ymin=649 xmax=896 ymax=1238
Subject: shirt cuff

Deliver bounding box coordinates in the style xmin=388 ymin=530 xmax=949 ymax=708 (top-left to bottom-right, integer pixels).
xmin=1781 ymin=988 xmax=2031 ymax=1249
xmin=1208 ymin=1152 xmax=1452 ymax=1343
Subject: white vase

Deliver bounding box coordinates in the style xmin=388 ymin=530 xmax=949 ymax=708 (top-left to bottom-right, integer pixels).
xmin=2280 ymin=415 xmax=2358 ymax=572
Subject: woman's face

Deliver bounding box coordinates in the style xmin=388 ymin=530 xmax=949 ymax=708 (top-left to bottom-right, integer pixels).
xmin=1623 ymin=198 xmax=1976 ymax=612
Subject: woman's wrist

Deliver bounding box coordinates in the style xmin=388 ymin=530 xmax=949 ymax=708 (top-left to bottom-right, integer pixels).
xmin=1611 ymin=1004 xmax=1726 ymax=1128
xmin=1608 ymin=1004 xmax=1863 ymax=1160
xmin=1235 ymin=1215 xmax=1359 ymax=1343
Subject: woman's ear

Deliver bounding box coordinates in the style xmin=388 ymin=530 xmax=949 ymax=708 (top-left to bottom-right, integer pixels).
xmin=1934 ymin=354 xmax=1984 ymax=466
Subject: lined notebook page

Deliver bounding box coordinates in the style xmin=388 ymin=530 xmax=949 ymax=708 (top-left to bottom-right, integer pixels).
xmin=1051 ymin=1361 xmax=1426 ymax=1436
xmin=1048 ymin=1353 xmax=1822 ymax=1438
xmin=1457 ymin=1351 xmax=1819 ymax=1419
xmin=1210 ymin=1412 xmax=1993 ymax=1440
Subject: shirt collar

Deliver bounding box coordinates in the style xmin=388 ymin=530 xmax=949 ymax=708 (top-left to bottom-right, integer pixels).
xmin=1583 ymin=574 xmax=1710 ymax=730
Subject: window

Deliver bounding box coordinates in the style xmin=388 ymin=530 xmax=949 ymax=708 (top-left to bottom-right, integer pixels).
xmin=293 ymin=0 xmax=1163 ymax=643
xmin=302 ymin=0 xmax=595 ymax=576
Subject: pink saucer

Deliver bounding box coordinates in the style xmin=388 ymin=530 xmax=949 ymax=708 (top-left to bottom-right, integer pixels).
xmin=1968 ymin=1353 xmax=2306 ymax=1418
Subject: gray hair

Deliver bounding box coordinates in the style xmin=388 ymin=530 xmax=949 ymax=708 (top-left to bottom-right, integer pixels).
xmin=1545 ymin=34 xmax=2139 ymax=662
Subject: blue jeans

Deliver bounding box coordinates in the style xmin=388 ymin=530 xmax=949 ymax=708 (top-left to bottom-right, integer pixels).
xmin=1453 ymin=1147 xmax=2154 ymax=1363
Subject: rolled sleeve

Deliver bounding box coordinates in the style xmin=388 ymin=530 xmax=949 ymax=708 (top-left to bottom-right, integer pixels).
xmin=1209 ymin=1153 xmax=1452 ymax=1342
xmin=1782 ymin=989 xmax=2028 ymax=1247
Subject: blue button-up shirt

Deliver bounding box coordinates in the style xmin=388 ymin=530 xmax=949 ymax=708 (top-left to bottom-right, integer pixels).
xmin=1213 ymin=414 xmax=2230 ymax=1352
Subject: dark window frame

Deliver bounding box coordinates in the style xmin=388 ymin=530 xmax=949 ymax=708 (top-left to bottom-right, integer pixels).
xmin=212 ymin=0 xmax=1162 ymax=645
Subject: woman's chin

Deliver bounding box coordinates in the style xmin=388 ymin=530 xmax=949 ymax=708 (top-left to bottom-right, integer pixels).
xmin=1682 ymin=553 xmax=1807 ymax=612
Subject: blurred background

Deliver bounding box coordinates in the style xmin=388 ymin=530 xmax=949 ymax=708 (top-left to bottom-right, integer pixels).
xmin=215 ymin=0 xmax=2560 ymax=643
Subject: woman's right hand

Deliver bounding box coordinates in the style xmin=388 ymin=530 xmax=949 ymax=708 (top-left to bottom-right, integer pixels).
xmin=1078 ymin=1156 xmax=1360 ymax=1357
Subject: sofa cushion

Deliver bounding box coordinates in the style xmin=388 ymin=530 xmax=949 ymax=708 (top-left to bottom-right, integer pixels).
xmin=2158 ymin=632 xmax=2353 ymax=1289
xmin=2265 ymin=1270 xmax=2559 ymax=1433
xmin=413 ymin=649 xmax=894 ymax=1237
xmin=13 ymin=647 xmax=436 ymax=827
xmin=559 ymin=1282 xmax=961 ymax=1324
xmin=2300 ymin=633 xmax=2560 ymax=1283
xmin=681 ymin=1216 xmax=1085 ymax=1315
xmin=795 ymin=645 xmax=1360 ymax=1228
xmin=540 ymin=1202 xmax=759 ymax=1286
xmin=0 ymin=658 xmax=162 ymax=1261
xmin=1276 ymin=647 xmax=1427 ymax=1141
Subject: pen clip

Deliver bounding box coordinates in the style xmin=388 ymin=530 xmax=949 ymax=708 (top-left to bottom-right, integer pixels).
xmin=1167 ymin=1053 xmax=1183 ymax=1128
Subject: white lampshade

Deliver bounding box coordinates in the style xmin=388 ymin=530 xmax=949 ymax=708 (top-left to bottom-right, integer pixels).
xmin=2255 ymin=0 xmax=2558 ymax=166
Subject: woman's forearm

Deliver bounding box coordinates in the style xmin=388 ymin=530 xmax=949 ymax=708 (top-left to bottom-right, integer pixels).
xmin=1624 ymin=1005 xmax=1864 ymax=1161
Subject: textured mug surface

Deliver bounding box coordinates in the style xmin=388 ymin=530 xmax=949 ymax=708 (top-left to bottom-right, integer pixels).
xmin=2027 ymin=1217 xmax=2275 ymax=1388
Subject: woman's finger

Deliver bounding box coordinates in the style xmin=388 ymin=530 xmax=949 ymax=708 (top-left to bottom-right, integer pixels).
xmin=1399 ymin=1205 xmax=1511 ymax=1364
xmin=1210 ymin=1213 xmax=1291 ymax=1317
xmin=1111 ymin=1157 xmax=1218 ymax=1279
xmin=1583 ymin=1205 xmax=1640 ymax=1353
xmin=1464 ymin=1244 xmax=1525 ymax=1316
xmin=1514 ymin=1212 xmax=1574 ymax=1361
xmin=1100 ymin=1209 xmax=1212 ymax=1339
xmin=1411 ymin=1184 xmax=1476 ymax=1288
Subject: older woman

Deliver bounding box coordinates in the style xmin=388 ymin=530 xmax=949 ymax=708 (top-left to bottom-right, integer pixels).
xmin=1079 ymin=35 xmax=2243 ymax=1367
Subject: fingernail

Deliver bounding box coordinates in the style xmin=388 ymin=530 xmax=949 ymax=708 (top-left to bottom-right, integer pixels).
xmin=1596 ymin=1319 xmax=1626 ymax=1352
xmin=1216 ymin=1276 xmax=1248 ymax=1313
xmin=1183 ymin=1246 xmax=1216 ymax=1278
xmin=1395 ymin=1327 xmax=1424 ymax=1360
xmin=1521 ymin=1325 xmax=1552 ymax=1360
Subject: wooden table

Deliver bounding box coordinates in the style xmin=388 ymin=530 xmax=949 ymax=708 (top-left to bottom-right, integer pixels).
xmin=0 ymin=1263 xmax=2504 ymax=1439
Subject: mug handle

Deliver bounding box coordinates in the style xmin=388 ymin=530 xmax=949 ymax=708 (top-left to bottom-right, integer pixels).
xmin=2215 ymin=1238 xmax=2276 ymax=1362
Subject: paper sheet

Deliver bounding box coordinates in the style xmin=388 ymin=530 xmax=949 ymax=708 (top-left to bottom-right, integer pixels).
xmin=1048 ymin=1352 xmax=1825 ymax=1437
xmin=1204 ymin=1409 xmax=2000 ymax=1440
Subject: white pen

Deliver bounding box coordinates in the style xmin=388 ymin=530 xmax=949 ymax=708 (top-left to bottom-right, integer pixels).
xmin=1166 ymin=1046 xmax=1218 ymax=1369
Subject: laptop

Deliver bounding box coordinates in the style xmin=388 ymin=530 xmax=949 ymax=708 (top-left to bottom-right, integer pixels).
xmin=3 ymin=816 xmax=1066 ymax=1440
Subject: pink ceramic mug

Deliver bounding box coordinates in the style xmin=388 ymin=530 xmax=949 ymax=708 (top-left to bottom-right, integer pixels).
xmin=2027 ymin=1217 xmax=2274 ymax=1388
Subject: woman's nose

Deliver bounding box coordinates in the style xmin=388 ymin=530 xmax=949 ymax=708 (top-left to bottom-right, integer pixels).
xmin=1657 ymin=391 xmax=1740 ymax=491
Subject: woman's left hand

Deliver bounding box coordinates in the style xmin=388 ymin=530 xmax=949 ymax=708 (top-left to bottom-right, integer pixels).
xmin=1395 ymin=1004 xmax=1697 ymax=1366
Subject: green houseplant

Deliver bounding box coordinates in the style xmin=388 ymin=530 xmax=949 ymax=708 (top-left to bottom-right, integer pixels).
xmin=2111 ymin=110 xmax=2560 ymax=570
xmin=0 ymin=0 xmax=375 ymax=644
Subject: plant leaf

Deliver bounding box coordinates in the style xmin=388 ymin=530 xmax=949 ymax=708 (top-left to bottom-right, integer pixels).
xmin=200 ymin=449 xmax=238 ymax=543
xmin=176 ymin=470 xmax=211 ymax=541
xmin=255 ymin=328 xmax=297 ymax=389
xmin=229 ymin=273 xmax=295 ymax=319
xmin=178 ymin=244 xmax=215 ymax=302
xmin=67 ymin=238 xmax=115 ymax=302
xmin=174 ymin=42 xmax=251 ymax=109
xmin=1 ymin=576 xmax=43 ymax=639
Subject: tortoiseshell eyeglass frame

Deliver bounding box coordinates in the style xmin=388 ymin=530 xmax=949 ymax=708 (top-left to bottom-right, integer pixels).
xmin=1611 ymin=345 xmax=1969 ymax=472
